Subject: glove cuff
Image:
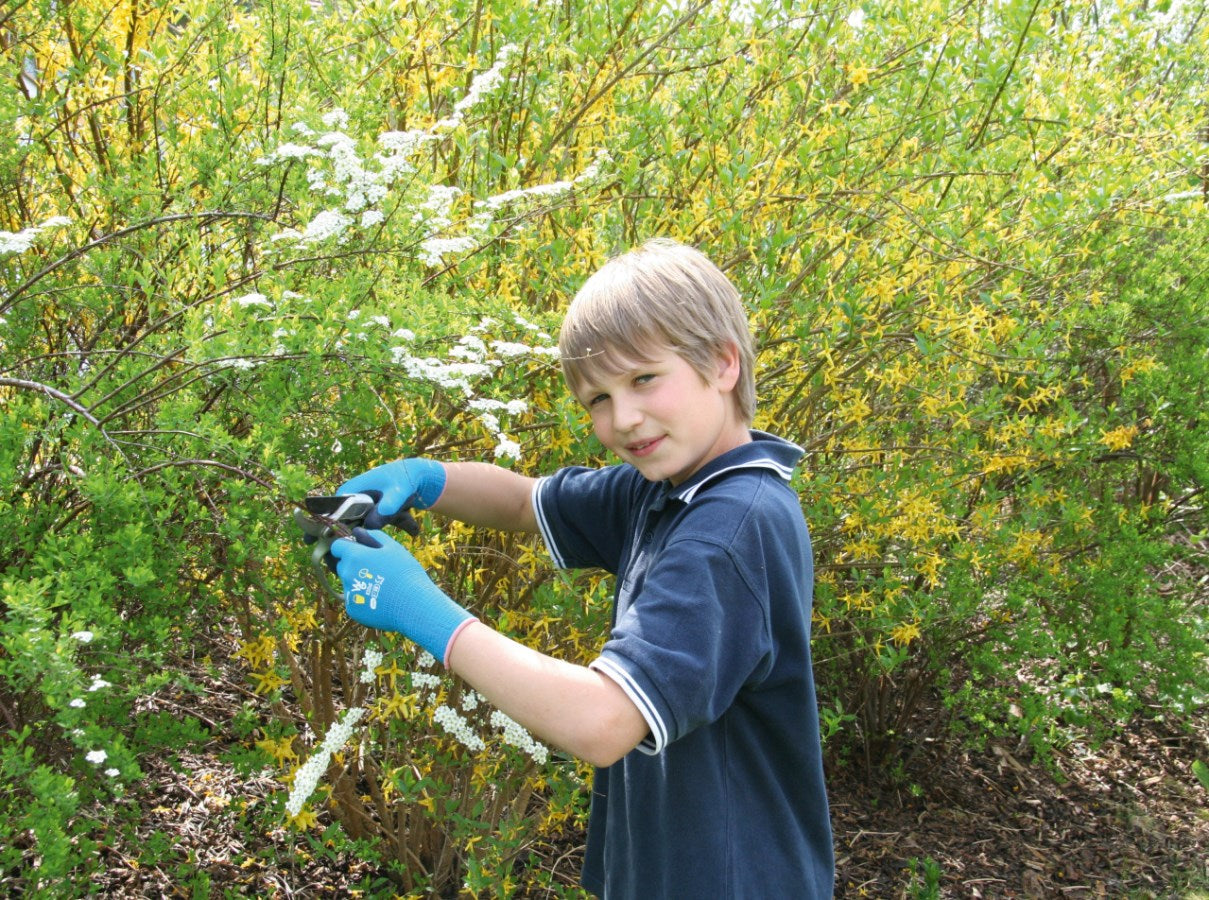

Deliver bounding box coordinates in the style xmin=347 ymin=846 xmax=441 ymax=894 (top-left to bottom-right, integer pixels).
xmin=442 ymin=617 xmax=479 ymax=668
xmin=409 ymin=458 xmax=447 ymax=509
xmin=403 ymin=590 xmax=473 ymax=663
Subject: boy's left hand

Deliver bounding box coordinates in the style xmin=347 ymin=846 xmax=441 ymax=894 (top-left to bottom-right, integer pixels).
xmin=330 ymin=528 xmax=475 ymax=666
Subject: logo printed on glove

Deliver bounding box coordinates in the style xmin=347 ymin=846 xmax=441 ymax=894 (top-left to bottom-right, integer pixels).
xmin=350 ymin=567 xmax=385 ymax=610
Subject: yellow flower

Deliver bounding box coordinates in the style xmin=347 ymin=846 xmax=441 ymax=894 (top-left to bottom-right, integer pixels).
xmin=287 ymin=807 xmax=319 ymax=830
xmin=256 ymin=736 xmax=298 ymax=768
xmin=235 ymin=634 xmax=276 ymax=670
xmin=250 ymin=669 xmax=287 ymax=695
xmin=1120 ymin=356 xmax=1160 ymax=384
xmin=373 ymin=691 xmax=418 ymax=721
xmin=376 ymin=656 xmax=407 ymax=689
xmin=1100 ymin=424 xmax=1138 ymax=451
xmin=842 ymin=537 xmax=880 ymax=562
xmin=890 ymin=621 xmax=921 ymax=647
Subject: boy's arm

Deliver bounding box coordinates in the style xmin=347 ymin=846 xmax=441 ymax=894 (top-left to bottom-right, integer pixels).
xmin=340 ymin=458 xmax=538 ymax=533
xmin=431 ymin=462 xmax=539 ymax=533
xmin=434 ymin=470 xmax=646 ymax=763
xmin=448 ymin=621 xmax=649 ymax=769
xmin=329 ymin=529 xmax=648 ymax=769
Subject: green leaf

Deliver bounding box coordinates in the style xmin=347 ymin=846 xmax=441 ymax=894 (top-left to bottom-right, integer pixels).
xmin=1193 ymin=760 xmax=1209 ymax=794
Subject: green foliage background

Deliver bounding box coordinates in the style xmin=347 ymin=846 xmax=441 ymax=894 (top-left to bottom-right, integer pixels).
xmin=2 ymin=0 xmax=1207 ymax=893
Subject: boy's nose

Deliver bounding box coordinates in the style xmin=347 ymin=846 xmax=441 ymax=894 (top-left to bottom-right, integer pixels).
xmin=612 ymin=393 xmax=644 ymax=431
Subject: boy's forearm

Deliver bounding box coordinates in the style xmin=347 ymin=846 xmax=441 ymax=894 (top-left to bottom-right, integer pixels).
xmin=431 ymin=461 xmax=539 ymax=532
xmin=447 ymin=622 xmax=649 ymax=769
xmin=425 ymin=462 xmax=650 ymax=765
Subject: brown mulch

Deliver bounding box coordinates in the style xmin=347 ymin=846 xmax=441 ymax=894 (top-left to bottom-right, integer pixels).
xmin=82 ymin=662 xmax=1209 ymax=898
xmin=829 ymin=716 xmax=1209 ymax=898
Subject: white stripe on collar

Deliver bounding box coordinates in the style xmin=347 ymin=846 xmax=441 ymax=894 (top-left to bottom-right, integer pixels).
xmin=675 ymin=459 xmax=795 ymax=504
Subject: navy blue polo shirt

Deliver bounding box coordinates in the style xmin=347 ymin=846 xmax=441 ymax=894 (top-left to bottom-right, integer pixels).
xmin=533 ymin=431 xmax=834 ymax=899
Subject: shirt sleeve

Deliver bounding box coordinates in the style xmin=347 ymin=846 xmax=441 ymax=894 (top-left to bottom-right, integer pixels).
xmin=532 ymin=464 xmax=637 ymax=573
xmin=592 ymin=527 xmax=777 ymax=754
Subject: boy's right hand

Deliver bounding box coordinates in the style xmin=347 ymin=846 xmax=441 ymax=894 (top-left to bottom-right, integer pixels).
xmin=338 ymin=458 xmax=447 ymax=529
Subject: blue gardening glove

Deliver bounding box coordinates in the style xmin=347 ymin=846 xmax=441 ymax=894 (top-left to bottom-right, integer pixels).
xmin=330 ymin=527 xmax=475 ymax=666
xmin=339 ymin=459 xmax=447 ymax=530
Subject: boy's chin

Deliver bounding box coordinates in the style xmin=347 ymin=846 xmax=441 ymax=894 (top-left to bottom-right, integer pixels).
xmin=624 ymin=459 xmax=665 ymax=482
xmin=634 ymin=461 xmax=690 ymax=485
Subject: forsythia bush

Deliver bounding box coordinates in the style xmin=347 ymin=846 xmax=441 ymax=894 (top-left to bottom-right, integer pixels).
xmin=2 ymin=0 xmax=1206 ymax=892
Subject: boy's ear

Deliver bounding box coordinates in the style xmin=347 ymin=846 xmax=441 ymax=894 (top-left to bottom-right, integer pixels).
xmin=715 ymin=340 xmax=742 ymax=391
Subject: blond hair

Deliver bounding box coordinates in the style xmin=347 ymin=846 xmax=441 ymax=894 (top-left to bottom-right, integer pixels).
xmin=559 ymin=239 xmax=757 ymax=423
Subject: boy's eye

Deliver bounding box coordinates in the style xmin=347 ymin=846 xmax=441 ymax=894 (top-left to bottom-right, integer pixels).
xmin=634 ymin=373 xmax=656 ymax=386
xmin=587 ymin=393 xmax=608 ymax=407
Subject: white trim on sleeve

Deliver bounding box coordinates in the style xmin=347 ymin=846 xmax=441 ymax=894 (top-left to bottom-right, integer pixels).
xmin=590 ymin=655 xmax=667 ymax=755
xmin=531 ymin=477 xmax=569 ymax=569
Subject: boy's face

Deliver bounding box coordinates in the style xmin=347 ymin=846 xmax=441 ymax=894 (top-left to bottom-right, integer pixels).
xmin=575 ymin=344 xmax=750 ymax=485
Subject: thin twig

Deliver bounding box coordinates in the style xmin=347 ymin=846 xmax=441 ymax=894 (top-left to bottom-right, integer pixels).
xmin=126 ymin=458 xmax=277 ymax=490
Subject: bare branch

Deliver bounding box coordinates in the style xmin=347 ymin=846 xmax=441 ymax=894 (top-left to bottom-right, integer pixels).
xmin=0 ymin=375 xmax=103 ymax=427
xmin=126 ymin=458 xmax=277 ymax=491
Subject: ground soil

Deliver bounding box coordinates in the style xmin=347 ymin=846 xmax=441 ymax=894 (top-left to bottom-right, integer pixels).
xmin=86 ymin=656 xmax=1208 ymax=899
xmin=827 ymin=716 xmax=1209 ymax=898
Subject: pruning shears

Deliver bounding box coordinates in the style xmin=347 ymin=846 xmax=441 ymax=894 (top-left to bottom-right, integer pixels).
xmin=293 ymin=493 xmax=419 ymax=596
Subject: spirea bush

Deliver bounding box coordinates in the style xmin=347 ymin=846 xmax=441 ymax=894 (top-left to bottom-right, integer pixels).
xmin=2 ymin=0 xmax=1207 ymax=892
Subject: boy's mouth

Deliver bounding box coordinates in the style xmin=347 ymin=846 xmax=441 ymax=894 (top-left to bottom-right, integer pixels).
xmin=626 ymin=436 xmax=664 ymax=457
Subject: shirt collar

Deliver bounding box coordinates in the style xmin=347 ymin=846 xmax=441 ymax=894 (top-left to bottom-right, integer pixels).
xmin=669 ymin=430 xmax=804 ymax=504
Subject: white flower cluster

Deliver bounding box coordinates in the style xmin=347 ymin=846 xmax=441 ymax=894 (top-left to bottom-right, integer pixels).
xmin=0 ymin=215 xmax=70 ymax=255
xmin=233 ymin=292 xmax=273 ymax=308
xmin=512 ymin=313 xmax=547 ymax=335
xmin=260 ymin=46 xmax=517 ymax=251
xmin=468 ymin=398 xmax=529 ymax=417
xmin=253 ymin=40 xmax=610 ymax=277
xmin=317 ymin=130 xmax=390 ymax=213
xmin=438 ymin=149 xmax=612 ymax=253
xmin=285 ymin=706 xmax=366 ymax=817
xmin=493 ymin=438 xmax=523 ymax=462
xmin=468 ymin=398 xmax=530 ymax=461
xmin=411 ymin=670 xmax=443 ymax=699
xmin=433 ymin=704 xmax=486 ymax=752
xmin=360 ymin=648 xmax=383 ymax=684
xmin=469 ymin=396 xmax=527 ymax=434
xmin=461 ymin=690 xmax=484 ymax=712
xmin=490 ymin=710 xmax=549 ymax=765
xmin=269 ymin=142 xmax=318 ymax=160
xmin=418 ymin=235 xmax=479 ymax=268
xmin=343 ymin=654 xmax=553 ymax=790
xmin=391 ymin=351 xmax=498 ymax=396
xmin=260 ymin=123 xmax=428 ymax=245
xmin=471 ymin=150 xmax=610 ymax=220
xmin=433 ymin=44 xmax=519 ymax=132
xmin=378 ymin=128 xmax=435 ymax=158
xmin=298 ymin=209 xmax=354 ymax=245
xmin=386 ymin=315 xmax=560 ymax=463
xmin=322 ymin=109 xmax=349 ymax=131
xmin=415 ymin=184 xmax=462 ymax=235
xmin=489 ymin=341 xmax=544 ymax=358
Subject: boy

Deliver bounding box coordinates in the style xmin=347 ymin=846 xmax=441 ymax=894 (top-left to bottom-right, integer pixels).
xmin=325 ymin=239 xmax=834 ymax=897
